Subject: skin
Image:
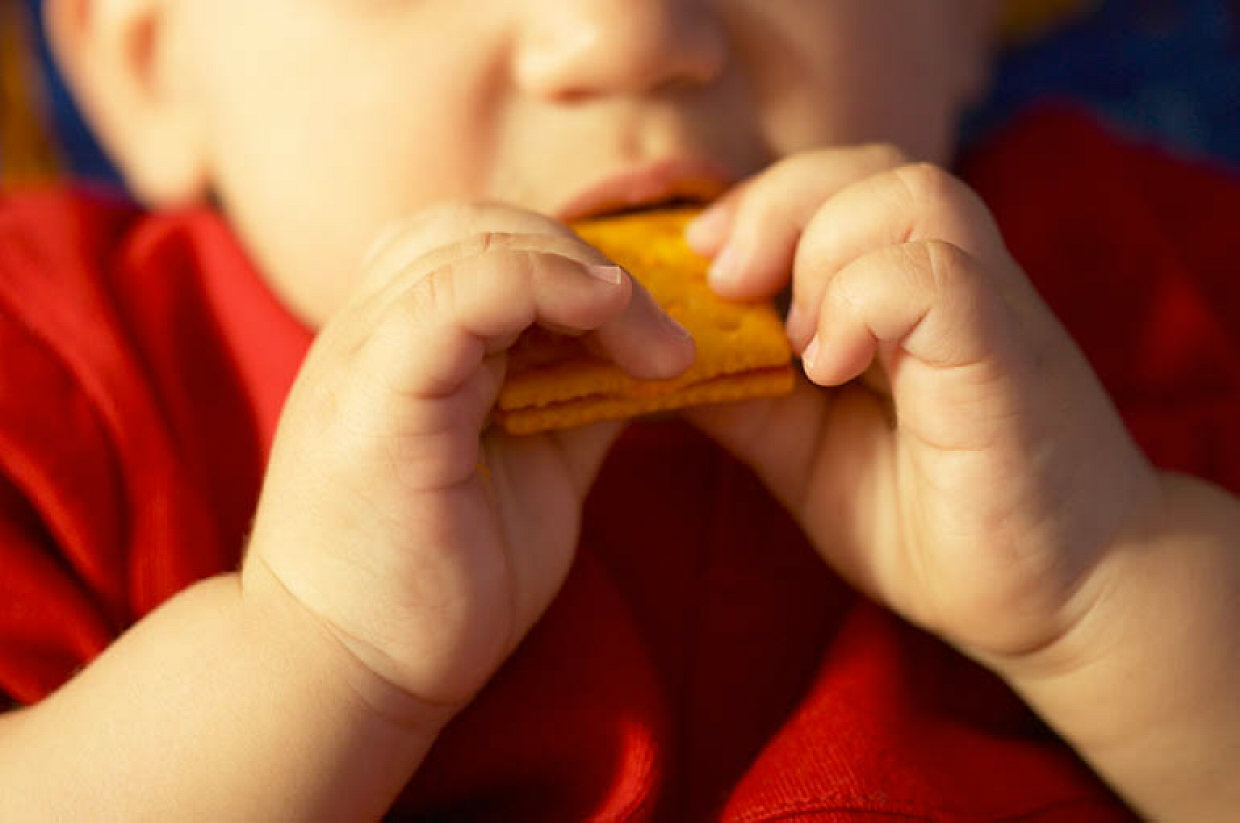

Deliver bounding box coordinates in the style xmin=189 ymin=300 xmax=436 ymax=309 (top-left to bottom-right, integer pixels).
xmin=0 ymin=0 xmax=1236 ymax=819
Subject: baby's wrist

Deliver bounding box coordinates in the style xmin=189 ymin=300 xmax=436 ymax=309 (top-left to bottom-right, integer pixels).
xmin=987 ymin=472 xmax=1240 ymax=819
xmin=238 ymin=556 xmax=460 ymax=737
xmin=966 ymin=456 xmax=1164 ymax=682
xmin=984 ymin=498 xmax=1160 ymax=689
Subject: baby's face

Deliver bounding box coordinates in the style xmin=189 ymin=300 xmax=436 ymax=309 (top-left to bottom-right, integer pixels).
xmin=170 ymin=0 xmax=994 ymax=323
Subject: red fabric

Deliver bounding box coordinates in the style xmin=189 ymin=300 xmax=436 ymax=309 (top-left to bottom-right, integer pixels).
xmin=2 ymin=107 xmax=1237 ymax=820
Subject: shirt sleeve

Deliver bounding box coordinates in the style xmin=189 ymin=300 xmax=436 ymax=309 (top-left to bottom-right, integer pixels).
xmin=0 ymin=305 xmax=124 ymax=704
xmin=0 ymin=190 xmax=154 ymax=705
xmin=0 ymin=189 xmax=251 ymax=705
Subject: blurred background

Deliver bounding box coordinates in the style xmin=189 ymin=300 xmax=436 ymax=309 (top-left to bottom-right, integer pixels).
xmin=974 ymin=0 xmax=1240 ymax=169
xmin=3 ymin=0 xmax=1240 ymax=188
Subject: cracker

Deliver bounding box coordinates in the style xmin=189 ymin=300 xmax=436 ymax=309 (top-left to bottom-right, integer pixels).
xmin=494 ymin=208 xmax=794 ymax=434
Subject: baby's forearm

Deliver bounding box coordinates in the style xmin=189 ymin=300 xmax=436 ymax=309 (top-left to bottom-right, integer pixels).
xmin=0 ymin=568 xmax=445 ymax=820
xmin=1001 ymin=473 xmax=1240 ymax=822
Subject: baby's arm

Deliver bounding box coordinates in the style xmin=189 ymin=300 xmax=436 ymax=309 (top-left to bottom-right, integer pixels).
xmin=0 ymin=570 xmax=441 ymax=821
xmin=686 ymin=149 xmax=1240 ymax=821
xmin=0 ymin=203 xmax=693 ymax=819
xmin=1006 ymin=473 xmax=1240 ymax=821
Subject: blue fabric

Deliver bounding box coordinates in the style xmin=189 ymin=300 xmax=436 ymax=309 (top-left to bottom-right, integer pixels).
xmin=22 ymin=0 xmax=1240 ymax=179
xmin=22 ymin=0 xmax=117 ymax=182
xmin=970 ymin=0 xmax=1240 ymax=168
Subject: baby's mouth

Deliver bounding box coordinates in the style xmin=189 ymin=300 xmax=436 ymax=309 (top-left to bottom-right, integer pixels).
xmin=556 ymin=157 xmax=735 ymax=222
xmin=584 ymin=195 xmax=710 ymax=219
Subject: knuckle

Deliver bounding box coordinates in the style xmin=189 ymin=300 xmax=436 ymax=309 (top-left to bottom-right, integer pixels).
xmin=888 ymin=164 xmax=996 ymax=247
xmin=825 ymin=269 xmax=858 ymax=313
xmin=893 ymin=162 xmax=959 ymax=207
xmin=740 ymin=155 xmax=813 ymax=221
xmin=407 ymin=201 xmax=489 ymax=238
xmin=456 ymin=230 xmax=522 ymax=260
xmin=755 ymin=152 xmax=827 ymax=199
xmin=406 ymin=264 xmax=460 ymax=328
xmin=466 ymin=241 xmax=542 ymax=305
xmin=765 ymin=151 xmax=813 ymax=180
xmin=418 ymin=201 xmax=549 ymax=241
xmin=732 ymin=174 xmax=777 ymax=218
xmin=347 ymin=275 xmax=450 ymax=386
xmin=865 ymin=142 xmax=910 ymax=170
xmin=763 ymin=151 xmax=833 ymax=188
xmin=442 ymin=200 xmax=495 ymax=224
xmin=738 ymin=180 xmax=787 ymax=224
xmin=466 ymin=230 xmax=499 ymax=255
xmin=460 ymin=200 xmax=574 ymax=238
xmin=916 ymin=239 xmax=975 ymax=292
xmin=475 ymin=230 xmax=501 ymax=255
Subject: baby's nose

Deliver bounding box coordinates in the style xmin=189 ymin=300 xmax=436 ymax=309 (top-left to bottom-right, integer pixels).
xmin=514 ymin=0 xmax=728 ymax=100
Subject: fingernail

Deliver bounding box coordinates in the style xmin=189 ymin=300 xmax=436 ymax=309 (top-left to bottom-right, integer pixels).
xmin=802 ymin=334 xmax=821 ymax=375
xmin=785 ymin=303 xmax=812 ymax=349
xmin=663 ymin=312 xmax=693 ymax=341
xmin=708 ymin=244 xmax=742 ymax=290
xmin=586 ymin=264 xmax=625 ymax=285
xmin=686 ymin=207 xmax=729 ymax=253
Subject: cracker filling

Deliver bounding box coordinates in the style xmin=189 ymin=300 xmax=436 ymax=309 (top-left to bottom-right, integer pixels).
xmin=493 ymin=365 xmax=795 ymax=435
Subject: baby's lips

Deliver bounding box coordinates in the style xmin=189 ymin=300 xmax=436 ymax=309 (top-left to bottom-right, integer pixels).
xmin=556 ymin=156 xmax=736 ymax=224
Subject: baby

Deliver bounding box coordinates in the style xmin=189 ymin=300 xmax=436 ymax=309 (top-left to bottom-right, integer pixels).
xmin=0 ymin=0 xmax=1237 ymax=820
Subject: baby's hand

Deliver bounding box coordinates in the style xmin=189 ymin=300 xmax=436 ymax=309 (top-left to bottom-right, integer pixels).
xmin=687 ymin=149 xmax=1159 ymax=665
xmin=242 ymin=203 xmax=694 ymax=718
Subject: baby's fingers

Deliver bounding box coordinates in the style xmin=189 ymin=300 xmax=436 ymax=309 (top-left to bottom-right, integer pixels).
xmin=687 ymin=145 xmax=909 ymax=299
xmin=371 ymin=238 xmax=693 ymax=399
xmin=803 ymin=240 xmax=1017 ymax=388
xmin=788 ymin=163 xmax=1016 ymax=352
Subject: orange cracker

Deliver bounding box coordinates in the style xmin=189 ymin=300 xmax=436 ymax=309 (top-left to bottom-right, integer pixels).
xmin=494 ymin=208 xmax=795 ymax=435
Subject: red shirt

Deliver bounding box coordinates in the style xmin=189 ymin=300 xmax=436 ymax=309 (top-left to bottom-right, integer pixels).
xmin=2 ymin=108 xmax=1238 ymax=821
